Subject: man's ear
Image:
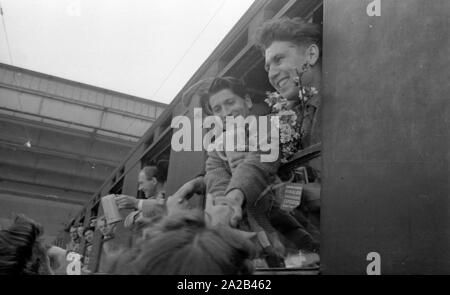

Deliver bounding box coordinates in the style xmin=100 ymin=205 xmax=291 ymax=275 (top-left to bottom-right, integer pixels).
xmin=306 ymin=44 xmax=320 ymax=66
xmin=244 ymin=94 xmax=253 ymax=109
xmin=152 ymin=177 xmax=158 ymax=184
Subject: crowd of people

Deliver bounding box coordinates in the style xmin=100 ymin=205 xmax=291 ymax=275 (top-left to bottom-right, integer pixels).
xmin=0 ymin=16 xmax=323 ymax=275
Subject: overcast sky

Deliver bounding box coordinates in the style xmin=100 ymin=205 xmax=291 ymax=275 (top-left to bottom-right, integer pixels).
xmin=0 ymin=0 xmax=254 ymax=104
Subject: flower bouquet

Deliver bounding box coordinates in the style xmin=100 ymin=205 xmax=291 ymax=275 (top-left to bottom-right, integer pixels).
xmin=265 ymin=64 xmax=319 ymax=163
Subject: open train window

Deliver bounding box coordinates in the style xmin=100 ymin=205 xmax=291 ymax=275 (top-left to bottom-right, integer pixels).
xmin=216 ymin=1 xmax=324 ymax=271
xmin=108 ymin=177 xmax=123 ymax=195
xmin=141 ymin=129 xmax=172 ymax=167
xmin=90 ymin=202 xmax=99 ymax=219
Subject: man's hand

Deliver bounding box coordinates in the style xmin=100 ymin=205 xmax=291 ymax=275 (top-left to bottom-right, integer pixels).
xmin=223 ymin=189 xmax=244 ymax=227
xmin=166 ymin=176 xmax=205 ymax=216
xmin=166 ymin=194 xmax=190 ymax=216
xmin=205 ymin=194 xmax=235 ymax=227
xmin=115 ymin=195 xmax=139 ymax=210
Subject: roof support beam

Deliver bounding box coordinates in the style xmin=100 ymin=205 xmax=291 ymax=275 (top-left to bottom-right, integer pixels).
xmin=0 ymin=106 xmax=141 ymax=141
xmin=0 ymin=139 xmax=119 ymax=168
xmin=0 ymin=188 xmax=86 ymax=206
xmin=0 ymin=81 xmax=157 ymax=123
xmin=0 ymin=176 xmax=94 ymax=196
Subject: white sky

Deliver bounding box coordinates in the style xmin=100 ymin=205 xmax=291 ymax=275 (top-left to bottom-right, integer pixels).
xmin=0 ymin=0 xmax=255 ymax=104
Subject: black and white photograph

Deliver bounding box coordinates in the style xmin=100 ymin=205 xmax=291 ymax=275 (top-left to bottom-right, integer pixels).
xmin=0 ymin=0 xmax=448 ymax=279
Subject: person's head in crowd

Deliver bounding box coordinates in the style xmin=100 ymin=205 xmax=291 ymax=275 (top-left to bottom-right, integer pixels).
xmin=77 ymin=224 xmax=84 ymax=238
xmin=69 ymin=225 xmax=79 ymax=242
xmin=109 ymin=210 xmax=255 ymax=275
xmin=138 ymin=160 xmax=169 ymax=198
xmin=89 ymin=217 xmax=97 ymax=228
xmin=200 ymin=77 xmax=253 ymax=127
xmin=83 ymin=227 xmax=95 ymax=245
xmin=96 ymin=215 xmax=114 ymax=239
xmin=0 ymin=214 xmax=53 ymax=275
xmin=255 ymin=17 xmax=322 ymax=101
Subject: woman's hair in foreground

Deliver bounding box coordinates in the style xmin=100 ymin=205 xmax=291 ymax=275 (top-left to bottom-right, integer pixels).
xmin=108 ymin=210 xmax=255 ymax=275
xmin=0 ymin=214 xmax=51 ymax=275
xmin=142 ymin=159 xmax=169 ymax=184
xmin=255 ymin=16 xmax=322 ymax=53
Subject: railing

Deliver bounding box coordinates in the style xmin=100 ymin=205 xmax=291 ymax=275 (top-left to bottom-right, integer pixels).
xmin=280 ymin=143 xmax=321 ymax=173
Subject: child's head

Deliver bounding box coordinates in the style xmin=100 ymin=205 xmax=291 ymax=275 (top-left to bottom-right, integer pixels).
xmin=109 ymin=210 xmax=255 ymax=275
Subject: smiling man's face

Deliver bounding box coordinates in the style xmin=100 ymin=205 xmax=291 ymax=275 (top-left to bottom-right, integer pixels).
xmin=69 ymin=226 xmax=78 ymax=240
xmin=209 ymin=88 xmax=252 ymax=127
xmin=265 ymin=40 xmax=308 ymax=100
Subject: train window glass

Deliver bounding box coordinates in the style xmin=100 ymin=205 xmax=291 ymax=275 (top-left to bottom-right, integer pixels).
xmin=90 ymin=202 xmax=99 ymax=217
xmin=313 ymin=4 xmax=323 ymax=25
xmin=141 ymin=126 xmax=172 ymax=166
xmin=285 ymin=0 xmax=322 ymax=19
xmin=219 ymin=29 xmax=248 ymax=70
xmin=109 ymin=177 xmax=123 ymax=195
xmin=242 ymin=51 xmax=274 ymax=96
xmin=160 ymin=115 xmax=172 ymax=133
xmin=145 ymin=134 xmax=154 ymax=149
xmin=263 ymin=0 xmax=290 ymax=20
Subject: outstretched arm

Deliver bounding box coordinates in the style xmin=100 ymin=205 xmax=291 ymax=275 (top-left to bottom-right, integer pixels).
xmin=166 ymin=175 xmax=206 ymax=215
xmin=204 ymin=150 xmax=232 ymax=198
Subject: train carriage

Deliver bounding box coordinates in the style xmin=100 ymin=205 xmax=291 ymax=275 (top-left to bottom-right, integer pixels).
xmin=63 ymin=0 xmax=450 ymax=275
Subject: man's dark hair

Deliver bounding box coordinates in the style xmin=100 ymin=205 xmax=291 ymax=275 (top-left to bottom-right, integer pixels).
xmin=200 ymin=77 xmax=249 ymax=115
xmin=142 ymin=159 xmax=169 ymax=184
xmin=255 ymin=17 xmax=322 ymax=54
xmin=83 ymin=226 xmax=95 ymax=235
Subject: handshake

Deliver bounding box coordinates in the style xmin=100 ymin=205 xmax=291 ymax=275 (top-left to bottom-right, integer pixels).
xmin=112 ymin=175 xmax=245 ymax=229
xmin=204 ymin=191 xmax=244 ymax=228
